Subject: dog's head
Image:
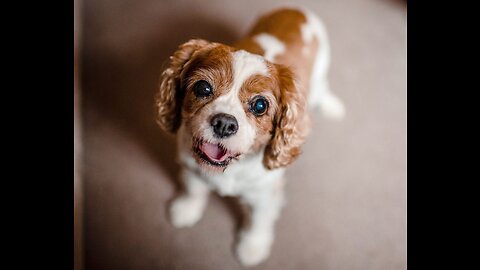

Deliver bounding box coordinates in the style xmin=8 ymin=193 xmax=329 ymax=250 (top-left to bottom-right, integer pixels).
xmin=156 ymin=39 xmax=308 ymax=172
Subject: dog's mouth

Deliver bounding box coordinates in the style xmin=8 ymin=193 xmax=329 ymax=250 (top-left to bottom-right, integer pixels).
xmin=193 ymin=138 xmax=240 ymax=167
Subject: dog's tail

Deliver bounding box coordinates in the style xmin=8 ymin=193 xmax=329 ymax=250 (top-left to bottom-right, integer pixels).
xmin=302 ymin=8 xmax=346 ymax=120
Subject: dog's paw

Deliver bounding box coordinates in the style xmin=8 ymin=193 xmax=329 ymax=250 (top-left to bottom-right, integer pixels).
xmin=235 ymin=231 xmax=273 ymax=267
xmin=320 ymin=92 xmax=346 ymax=120
xmin=169 ymin=196 xmax=204 ymax=228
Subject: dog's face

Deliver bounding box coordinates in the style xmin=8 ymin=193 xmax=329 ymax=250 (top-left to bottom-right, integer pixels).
xmin=156 ymin=39 xmax=308 ymax=172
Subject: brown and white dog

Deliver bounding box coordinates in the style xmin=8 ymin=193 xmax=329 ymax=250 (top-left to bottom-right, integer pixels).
xmin=156 ymin=7 xmax=345 ymax=266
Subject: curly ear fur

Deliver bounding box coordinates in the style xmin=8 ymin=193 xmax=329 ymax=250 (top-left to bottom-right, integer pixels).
xmin=155 ymin=39 xmax=211 ymax=133
xmin=263 ymin=65 xmax=309 ymax=170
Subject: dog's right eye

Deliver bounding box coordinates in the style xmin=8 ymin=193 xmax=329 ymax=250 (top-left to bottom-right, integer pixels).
xmin=193 ymin=80 xmax=213 ymax=97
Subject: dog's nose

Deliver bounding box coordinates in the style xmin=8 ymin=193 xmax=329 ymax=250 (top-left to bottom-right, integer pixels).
xmin=211 ymin=113 xmax=238 ymax=138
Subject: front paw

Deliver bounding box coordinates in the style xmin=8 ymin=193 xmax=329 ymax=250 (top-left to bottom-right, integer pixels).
xmin=235 ymin=230 xmax=273 ymax=267
xmin=169 ymin=196 xmax=205 ymax=228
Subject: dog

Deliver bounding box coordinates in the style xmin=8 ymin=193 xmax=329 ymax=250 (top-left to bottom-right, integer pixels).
xmin=155 ymin=7 xmax=345 ymax=267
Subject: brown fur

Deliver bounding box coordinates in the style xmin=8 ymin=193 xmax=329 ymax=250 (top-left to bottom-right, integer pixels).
xmin=157 ymin=8 xmax=315 ymax=170
xmin=236 ymin=8 xmax=318 ymax=97
xmin=263 ymin=65 xmax=309 ymax=169
xmin=246 ymin=9 xmax=307 ymax=44
xmin=234 ymin=8 xmax=313 ymax=169
xmin=239 ymin=73 xmax=279 ymax=153
xmin=156 ymin=39 xmax=215 ymax=133
xmin=181 ymin=45 xmax=234 ymax=122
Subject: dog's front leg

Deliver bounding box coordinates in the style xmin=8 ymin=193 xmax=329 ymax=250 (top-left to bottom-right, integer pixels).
xmin=169 ymin=168 xmax=210 ymax=228
xmin=235 ymin=184 xmax=285 ymax=267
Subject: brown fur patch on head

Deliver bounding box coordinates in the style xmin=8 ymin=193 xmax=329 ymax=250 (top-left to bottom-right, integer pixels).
xmin=234 ymin=37 xmax=265 ymax=56
xmin=263 ymin=63 xmax=309 ymax=170
xmin=180 ymin=45 xmax=234 ymax=124
xmin=155 ymin=39 xmax=216 ymax=133
xmin=238 ymin=73 xmax=279 ymax=153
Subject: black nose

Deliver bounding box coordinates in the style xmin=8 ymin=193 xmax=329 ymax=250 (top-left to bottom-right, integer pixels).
xmin=211 ymin=113 xmax=238 ymax=138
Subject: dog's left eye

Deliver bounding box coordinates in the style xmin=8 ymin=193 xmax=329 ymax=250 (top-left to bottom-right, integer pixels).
xmin=249 ymin=96 xmax=268 ymax=116
xmin=193 ymin=80 xmax=213 ymax=97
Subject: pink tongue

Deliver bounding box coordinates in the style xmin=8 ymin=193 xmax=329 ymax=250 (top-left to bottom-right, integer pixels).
xmin=201 ymin=142 xmax=228 ymax=161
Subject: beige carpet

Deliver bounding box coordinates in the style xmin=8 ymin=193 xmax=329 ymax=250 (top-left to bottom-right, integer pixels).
xmin=81 ymin=0 xmax=406 ymax=269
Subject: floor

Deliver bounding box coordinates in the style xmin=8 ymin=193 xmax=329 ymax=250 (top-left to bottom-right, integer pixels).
xmin=81 ymin=0 xmax=406 ymax=269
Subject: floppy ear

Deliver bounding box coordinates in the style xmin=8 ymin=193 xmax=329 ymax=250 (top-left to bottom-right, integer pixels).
xmin=155 ymin=39 xmax=211 ymax=133
xmin=263 ymin=65 xmax=309 ymax=170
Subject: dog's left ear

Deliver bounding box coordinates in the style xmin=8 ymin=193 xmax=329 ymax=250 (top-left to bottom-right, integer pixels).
xmin=263 ymin=64 xmax=309 ymax=170
xmin=156 ymin=39 xmax=212 ymax=133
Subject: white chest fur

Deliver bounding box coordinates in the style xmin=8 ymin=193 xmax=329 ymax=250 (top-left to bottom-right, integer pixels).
xmin=171 ymin=126 xmax=287 ymax=267
xmin=176 ymin=125 xmax=285 ymax=197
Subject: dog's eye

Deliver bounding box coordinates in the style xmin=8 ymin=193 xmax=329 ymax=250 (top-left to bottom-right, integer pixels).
xmin=193 ymin=80 xmax=213 ymax=97
xmin=249 ymin=96 xmax=268 ymax=116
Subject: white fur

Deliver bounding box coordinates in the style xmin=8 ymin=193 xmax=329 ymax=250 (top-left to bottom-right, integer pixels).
xmin=302 ymin=46 xmax=310 ymax=56
xmin=300 ymin=20 xmax=315 ymax=43
xmin=300 ymin=8 xmax=346 ymax=119
xmin=170 ymin=51 xmax=283 ymax=266
xmin=231 ymin=50 xmax=269 ymax=88
xmin=253 ymin=33 xmax=286 ymax=62
xmin=172 ymin=122 xmax=286 ymax=266
xmin=169 ymin=168 xmax=210 ymax=228
xmin=191 ymin=50 xmax=268 ymax=155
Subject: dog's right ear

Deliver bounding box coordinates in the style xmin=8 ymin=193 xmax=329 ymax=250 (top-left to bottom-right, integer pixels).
xmin=156 ymin=39 xmax=212 ymax=133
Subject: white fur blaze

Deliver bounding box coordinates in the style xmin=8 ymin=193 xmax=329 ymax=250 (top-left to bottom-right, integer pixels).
xmin=205 ymin=50 xmax=268 ymax=154
xmin=231 ymin=50 xmax=269 ymax=86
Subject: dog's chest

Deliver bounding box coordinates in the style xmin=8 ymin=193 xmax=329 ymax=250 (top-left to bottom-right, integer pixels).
xmin=204 ymin=153 xmax=284 ymax=196
xmin=180 ymin=146 xmax=284 ymax=196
